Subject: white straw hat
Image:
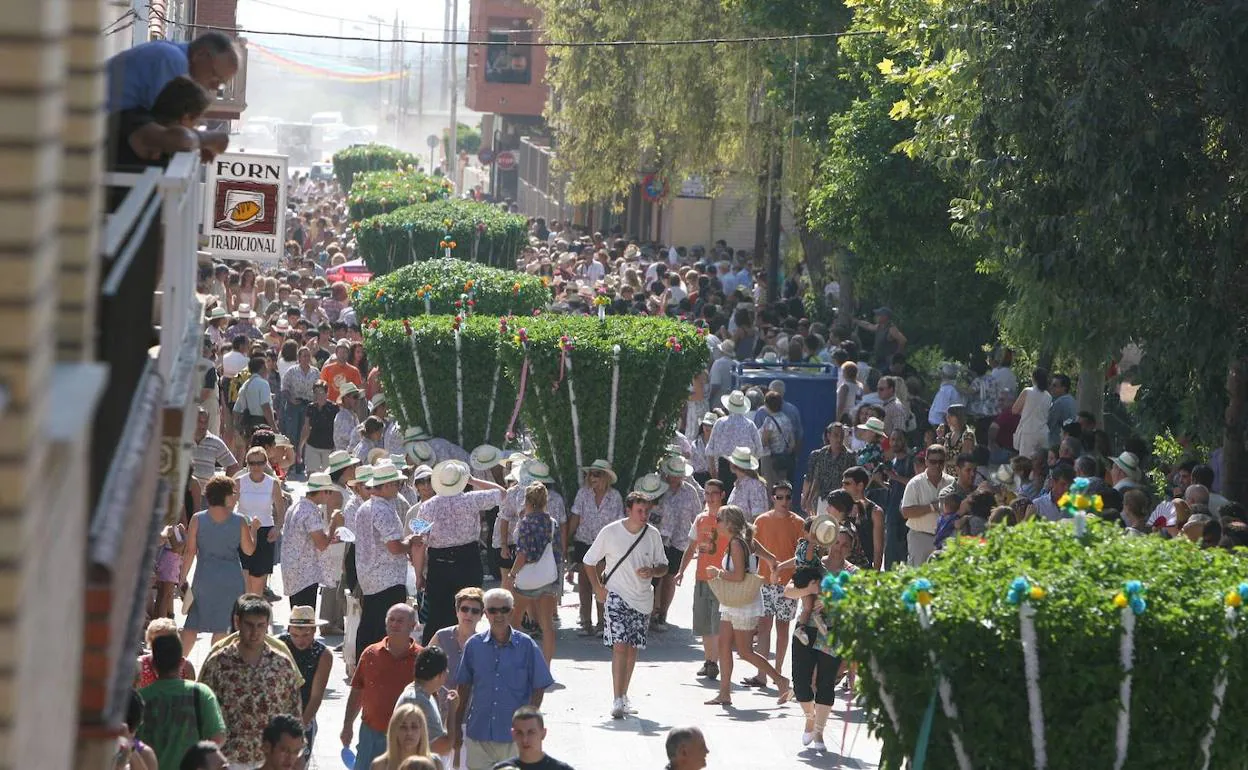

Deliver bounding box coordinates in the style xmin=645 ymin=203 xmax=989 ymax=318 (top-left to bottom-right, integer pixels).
xmin=726 ymin=446 xmax=759 ymax=471
xmin=432 ymin=459 xmax=473 ymax=497
xmin=721 ymin=390 xmax=750 ymax=415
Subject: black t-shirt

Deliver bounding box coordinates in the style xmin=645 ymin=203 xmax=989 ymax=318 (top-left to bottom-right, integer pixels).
xmin=494 ymin=756 xmax=575 ymax=770
xmin=203 ymin=363 xmax=219 ymax=393
xmin=313 ymin=348 xmax=332 ymax=367
xmin=305 ymin=402 xmax=339 ymax=449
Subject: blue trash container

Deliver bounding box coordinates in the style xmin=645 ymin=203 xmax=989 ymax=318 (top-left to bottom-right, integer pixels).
xmin=733 ymin=361 xmax=837 ymax=514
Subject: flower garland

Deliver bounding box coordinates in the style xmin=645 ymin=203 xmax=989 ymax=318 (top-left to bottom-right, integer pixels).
xmin=560 ymin=336 xmax=585 ymax=472
xmin=629 ymin=344 xmax=673 ymax=483
xmin=1006 ymin=577 xmax=1048 ymax=770
xmin=406 ymin=324 xmax=433 ymax=435
xmin=903 ymin=579 xmax=973 ymax=770
xmin=607 ymin=344 xmax=621 ymax=464
xmin=415 ymin=283 xmax=434 ymax=315
xmin=1112 ymin=580 xmax=1145 ymax=770
xmin=454 ymin=319 xmax=464 ymax=447
xmin=504 ymin=327 xmax=529 ymax=443
xmin=1198 ymin=583 xmax=1248 ymax=770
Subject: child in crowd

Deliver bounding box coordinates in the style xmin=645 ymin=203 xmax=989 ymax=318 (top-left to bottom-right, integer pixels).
xmin=780 ymin=490 xmax=855 ymax=646
xmin=114 ymin=76 xmax=211 ymax=168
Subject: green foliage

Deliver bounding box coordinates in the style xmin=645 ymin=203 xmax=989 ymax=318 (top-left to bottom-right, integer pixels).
xmin=498 ymin=316 xmax=710 ymax=494
xmin=347 ymin=170 xmax=453 ymax=221
xmin=353 ymin=199 xmax=530 ymax=275
xmin=444 ymin=123 xmax=481 ymax=157
xmin=362 ymin=316 xmax=518 ymax=449
xmin=352 ymin=258 xmax=549 ymax=321
xmin=331 ymin=144 xmax=421 ymax=191
xmin=833 ymin=520 xmax=1248 ymax=769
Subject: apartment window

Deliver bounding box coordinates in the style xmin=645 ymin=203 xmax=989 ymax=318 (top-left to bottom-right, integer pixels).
xmin=484 ymin=17 xmax=533 ymax=84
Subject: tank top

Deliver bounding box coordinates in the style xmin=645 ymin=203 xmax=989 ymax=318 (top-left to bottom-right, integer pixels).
xmin=873 ymin=322 xmax=899 ymax=368
xmin=236 ymin=473 xmax=276 ymax=527
xmin=1017 ymin=387 xmax=1052 ymax=439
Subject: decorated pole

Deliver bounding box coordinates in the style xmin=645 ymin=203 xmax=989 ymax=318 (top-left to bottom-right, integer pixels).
xmin=1112 ymin=581 xmax=1146 ymax=770
xmin=903 ymin=579 xmax=974 ymax=770
xmin=453 ymin=313 xmax=465 ymax=446
xmin=630 ymin=337 xmax=680 ymax=482
xmin=408 ymin=329 xmax=434 ymax=435
xmin=607 ymin=344 xmax=621 ymax=464
xmin=1006 ymin=577 xmax=1048 ymax=770
xmin=1199 ymin=584 xmax=1248 ymax=770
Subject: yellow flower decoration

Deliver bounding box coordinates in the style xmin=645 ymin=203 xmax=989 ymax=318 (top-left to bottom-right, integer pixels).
xmin=1227 ymin=591 xmax=1243 ymax=608
xmin=916 ymin=590 xmax=933 ymax=606
xmin=1113 ymin=592 xmax=1128 ymax=609
xmin=1057 ymin=493 xmax=1072 ymax=508
xmin=1074 ymin=494 xmax=1091 ymax=510
xmin=1029 ymin=586 xmax=1046 ymax=601
xmin=1093 ymin=495 xmax=1104 ymax=512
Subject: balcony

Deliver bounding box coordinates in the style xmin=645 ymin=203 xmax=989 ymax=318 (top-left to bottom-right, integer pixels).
xmin=207 ymin=36 xmax=248 ymax=119
xmin=84 ymin=151 xmax=206 ymax=728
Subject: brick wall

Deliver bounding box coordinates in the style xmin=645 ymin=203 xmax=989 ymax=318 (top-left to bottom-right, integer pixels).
xmin=194 ymin=0 xmax=238 ymax=31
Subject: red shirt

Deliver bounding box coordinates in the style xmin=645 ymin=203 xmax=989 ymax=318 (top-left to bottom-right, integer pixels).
xmin=352 ymin=638 xmax=421 ymax=732
xmin=994 ymin=410 xmax=1020 ymax=451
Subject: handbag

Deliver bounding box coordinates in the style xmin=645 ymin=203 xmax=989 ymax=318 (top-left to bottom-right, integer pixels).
xmin=708 ymin=537 xmax=765 ymax=608
xmin=514 ymin=520 xmax=558 ymax=590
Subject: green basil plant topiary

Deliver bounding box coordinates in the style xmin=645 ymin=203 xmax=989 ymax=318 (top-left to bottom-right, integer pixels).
xmin=353 ymin=199 xmax=530 ymax=275
xmin=331 ymin=143 xmax=421 ymax=191
xmin=347 ymin=170 xmax=453 ymax=221
xmin=828 ymin=518 xmax=1248 ymax=770
xmin=362 ymin=315 xmax=518 ymax=450
xmin=351 ymin=258 xmax=549 ymax=320
xmin=497 ymin=315 xmax=710 ymax=494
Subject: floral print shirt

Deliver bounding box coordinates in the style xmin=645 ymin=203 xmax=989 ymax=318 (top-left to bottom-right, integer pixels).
xmin=570 ymin=486 xmax=625 ymax=545
xmin=728 ymin=475 xmax=769 ymax=519
xmin=705 ymin=414 xmax=763 ymax=459
xmin=281 ymin=498 xmax=325 ymax=596
xmin=352 ymin=495 xmax=406 ymax=595
xmin=415 ymin=489 xmax=504 ymax=549
xmin=806 ymin=445 xmax=855 ymax=501
xmin=652 ymin=482 xmax=702 ymax=550
xmin=198 ymin=645 xmax=301 ymax=766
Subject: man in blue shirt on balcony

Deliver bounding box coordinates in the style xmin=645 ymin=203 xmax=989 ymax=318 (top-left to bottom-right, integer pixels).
xmin=106 ymin=31 xmax=237 ymax=160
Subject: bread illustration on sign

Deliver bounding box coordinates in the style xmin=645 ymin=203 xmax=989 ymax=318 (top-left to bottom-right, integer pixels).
xmin=217 ymin=189 xmax=266 ymax=229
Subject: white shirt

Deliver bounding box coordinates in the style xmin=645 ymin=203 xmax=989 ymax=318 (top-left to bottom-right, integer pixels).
xmin=583 ymin=519 xmax=666 ymax=615
xmin=928 ymin=382 xmax=960 ymax=428
xmin=587 ymin=260 xmax=605 ymax=283
xmin=235 ymin=473 xmax=277 ymax=527
xmin=222 ymin=350 xmax=248 ymax=378
xmin=900 ymin=471 xmax=954 ymax=535
xmin=991 ymin=366 xmax=1019 ymax=397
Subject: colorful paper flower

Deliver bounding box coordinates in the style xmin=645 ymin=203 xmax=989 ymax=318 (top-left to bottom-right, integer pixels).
xmin=1225 ymin=582 xmax=1248 ymax=608
xmin=512 ymin=282 xmax=522 ymax=295
xmin=821 ymin=570 xmax=853 ymax=603
xmin=1007 ymin=576 xmax=1046 ymax=605
xmin=902 ymin=578 xmax=933 ymax=612
xmin=1113 ymin=580 xmax=1147 ymax=615
xmin=558 ymin=335 xmax=575 ymax=353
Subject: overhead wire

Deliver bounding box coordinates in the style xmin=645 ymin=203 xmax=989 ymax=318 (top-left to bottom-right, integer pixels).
xmin=241 ymin=0 xmax=541 ymax=35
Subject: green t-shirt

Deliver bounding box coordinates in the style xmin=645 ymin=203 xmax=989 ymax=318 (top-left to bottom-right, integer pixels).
xmin=137 ymin=679 xmax=226 ymax=770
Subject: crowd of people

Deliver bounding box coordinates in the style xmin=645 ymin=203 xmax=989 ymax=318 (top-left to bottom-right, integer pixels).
xmin=108 ymin=30 xmax=1245 ymax=770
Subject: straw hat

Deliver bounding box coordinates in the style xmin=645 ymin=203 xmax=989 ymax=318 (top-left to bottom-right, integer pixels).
xmin=470 ymin=444 xmax=503 ymax=471
xmin=347 ymin=464 xmax=374 ymax=487
xmin=366 ymin=447 xmax=388 ymax=466
xmin=406 ymin=440 xmax=433 ymax=464
xmin=368 ymin=394 xmax=387 ymax=412
xmin=337 ymin=382 xmax=362 ymax=402
xmin=721 ymin=390 xmax=750 ymax=415
xmin=726 ymin=446 xmax=760 ymax=471
xmin=659 ymin=454 xmax=693 ymax=479
xmin=305 ymin=472 xmax=341 ymax=494
xmin=856 ymin=417 xmax=888 ymax=437
xmin=206 ymin=306 xmax=229 ymax=321
xmin=632 ymin=473 xmax=665 ymax=501
xmin=432 ymin=460 xmax=473 ymax=497
xmin=809 ymin=514 xmax=840 ymax=547
xmin=700 ymin=412 xmax=719 ymax=428
xmin=366 ymin=461 xmax=404 ymax=487
xmin=411 ymin=464 xmax=434 ymax=482
xmin=234 ymin=303 xmax=257 ymax=319
xmin=524 ymin=460 xmax=555 ymax=484
xmin=325 ymin=450 xmax=360 ymax=474
xmin=580 ymin=459 xmax=618 ymax=484
xmin=1112 ymin=451 xmax=1142 ymax=481
xmin=388 ymin=453 xmax=410 ymax=471
xmin=287 ymin=605 xmax=327 ymax=626
xmin=403 ymin=426 xmax=432 ymax=442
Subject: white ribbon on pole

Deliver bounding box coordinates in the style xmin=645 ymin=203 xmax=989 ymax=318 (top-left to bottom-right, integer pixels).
xmin=566 ymin=355 xmax=584 ymax=472
xmin=455 ymin=328 xmax=464 ymax=447
xmin=607 ymin=345 xmax=621 ymax=464
xmin=409 ymin=333 xmax=433 ymax=434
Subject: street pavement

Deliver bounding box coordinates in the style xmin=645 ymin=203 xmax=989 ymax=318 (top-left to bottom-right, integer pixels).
xmin=179 ymin=490 xmax=881 ymax=769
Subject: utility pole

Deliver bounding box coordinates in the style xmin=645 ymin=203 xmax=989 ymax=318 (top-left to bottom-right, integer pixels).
xmin=449 ymin=0 xmax=459 ymax=190
xmin=766 ymin=148 xmax=783 ymax=304
xmin=443 ymin=0 xmax=452 ymax=111
xmin=417 ymin=33 xmax=425 ymax=123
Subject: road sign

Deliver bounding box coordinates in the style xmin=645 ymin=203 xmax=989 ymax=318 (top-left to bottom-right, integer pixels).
xmin=426 ymin=134 xmax=440 ymax=149
xmin=477 ymin=148 xmax=496 ymax=165
xmin=496 ymin=150 xmax=517 ymax=171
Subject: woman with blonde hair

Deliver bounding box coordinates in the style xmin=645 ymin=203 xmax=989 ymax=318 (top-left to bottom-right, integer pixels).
xmin=504 ymin=482 xmax=561 ymax=665
xmin=372 ymin=704 xmax=440 ymax=770
xmin=133 ymin=618 xmax=195 ymax=688
xmin=704 ymin=504 xmax=791 ymax=707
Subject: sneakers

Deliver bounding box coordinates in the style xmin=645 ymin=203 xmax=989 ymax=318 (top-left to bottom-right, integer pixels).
xmin=623 ymin=695 xmax=639 ymax=714
xmin=801 ymin=732 xmax=815 ymax=747
xmin=810 ymin=736 xmax=827 ymax=752
xmin=611 ymin=698 xmax=626 ymax=719
xmin=794 ymin=626 xmax=811 ymax=647
xmin=262 ymin=586 xmax=281 ymax=603
xmin=696 ymin=660 xmax=712 ymax=677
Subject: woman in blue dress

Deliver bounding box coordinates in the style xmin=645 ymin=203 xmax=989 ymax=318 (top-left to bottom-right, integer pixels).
xmin=179 ymin=474 xmax=260 ymax=655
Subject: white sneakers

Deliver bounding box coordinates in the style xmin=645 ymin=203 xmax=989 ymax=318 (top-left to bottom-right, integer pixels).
xmin=611 ymin=696 xmax=639 ymax=719
xmin=801 ymin=731 xmax=814 ymax=747
xmin=810 ymin=736 xmax=827 ymax=752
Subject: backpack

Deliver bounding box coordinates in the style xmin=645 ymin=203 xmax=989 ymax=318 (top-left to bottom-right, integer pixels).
xmin=227 ymin=368 xmax=252 ymax=405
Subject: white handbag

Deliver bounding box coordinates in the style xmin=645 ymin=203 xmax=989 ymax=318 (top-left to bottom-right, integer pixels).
xmin=514 ymin=519 xmax=558 ymax=591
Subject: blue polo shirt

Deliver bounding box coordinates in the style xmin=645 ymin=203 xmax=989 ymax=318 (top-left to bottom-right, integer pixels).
xmin=454 ymin=628 xmax=554 ymax=743
xmin=106 ymin=40 xmax=190 ymax=112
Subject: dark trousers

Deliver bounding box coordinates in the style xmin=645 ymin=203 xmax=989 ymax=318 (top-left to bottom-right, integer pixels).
xmin=421 ymin=542 xmax=483 ymax=645
xmin=717 ymin=458 xmax=736 ymax=498
xmin=287 ymin=584 xmax=319 ymax=611
xmin=791 ymin=628 xmax=841 ymax=706
xmin=357 ymin=584 xmax=406 ymax=660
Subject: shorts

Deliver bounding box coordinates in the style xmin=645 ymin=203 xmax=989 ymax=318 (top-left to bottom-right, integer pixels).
xmin=570 ymin=540 xmax=591 ymax=566
xmin=603 ymin=591 xmax=649 ymax=649
xmin=719 ymin=603 xmax=761 ymax=632
xmin=155 ymin=547 xmax=182 ymax=583
xmin=514 ymin=580 xmax=559 ymax=599
xmin=664 ymin=546 xmax=684 ymax=576
xmin=692 ymin=580 xmax=721 ymax=636
xmin=760 ymin=582 xmax=798 ymax=622
xmin=239 ymin=526 xmax=276 ymax=577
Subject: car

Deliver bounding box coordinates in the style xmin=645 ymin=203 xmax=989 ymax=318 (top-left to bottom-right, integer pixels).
xmin=309 ymin=162 xmax=333 ymax=181
xmin=326 ymin=259 xmax=372 ymax=285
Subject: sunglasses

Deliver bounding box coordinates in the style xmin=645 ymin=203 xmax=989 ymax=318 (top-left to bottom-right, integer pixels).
xmin=486 ymin=606 xmax=512 ymax=615
xmin=457 ymin=605 xmax=482 ymax=616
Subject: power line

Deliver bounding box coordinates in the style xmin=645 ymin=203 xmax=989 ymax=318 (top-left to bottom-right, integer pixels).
xmin=153 ymin=11 xmax=878 ymax=48
xmin=242 ymin=0 xmax=538 ymax=35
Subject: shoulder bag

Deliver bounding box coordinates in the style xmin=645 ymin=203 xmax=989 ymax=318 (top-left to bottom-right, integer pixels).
xmin=514 ymin=518 xmax=559 ymax=591
xmin=708 ymin=537 xmax=765 ymax=607
xmin=599 ymin=525 xmax=649 ymax=587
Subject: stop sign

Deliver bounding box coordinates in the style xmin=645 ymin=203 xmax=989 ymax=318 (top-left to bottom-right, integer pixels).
xmin=496 ymin=150 xmax=517 ymax=171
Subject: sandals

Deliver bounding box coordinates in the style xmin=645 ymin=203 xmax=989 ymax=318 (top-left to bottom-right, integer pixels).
xmin=704 ymin=696 xmax=733 ymax=706
xmin=740 ymin=675 xmax=768 ymax=688
xmin=777 ymin=681 xmax=795 ymax=705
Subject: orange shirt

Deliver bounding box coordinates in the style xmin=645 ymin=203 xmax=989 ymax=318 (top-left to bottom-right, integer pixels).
xmin=320 ymin=361 xmax=362 ymax=402
xmin=754 ymin=510 xmax=806 ymax=582
xmin=690 ymin=511 xmax=729 ymax=582
xmin=352 ymin=639 xmax=420 ymax=732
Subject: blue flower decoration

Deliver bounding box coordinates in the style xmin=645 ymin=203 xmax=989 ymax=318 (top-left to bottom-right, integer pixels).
xmin=1007 ymin=577 xmax=1030 ymax=605
xmin=1114 ymin=580 xmax=1147 ymax=616
xmin=902 ymin=578 xmax=933 ymax=612
xmin=1069 ymin=477 xmax=1090 ymax=494
xmin=821 ymin=571 xmax=853 ymax=602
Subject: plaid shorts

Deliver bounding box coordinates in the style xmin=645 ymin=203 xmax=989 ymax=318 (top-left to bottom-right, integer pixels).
xmin=760 ymin=582 xmax=798 ymax=622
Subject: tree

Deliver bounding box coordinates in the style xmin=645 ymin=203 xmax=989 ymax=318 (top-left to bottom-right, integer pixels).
xmin=856 ymin=0 xmax=1248 ymax=497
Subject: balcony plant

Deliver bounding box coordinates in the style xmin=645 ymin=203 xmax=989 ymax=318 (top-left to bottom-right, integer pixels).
xmin=331 ymin=143 xmax=421 ymax=190
xmin=353 ymin=199 xmax=529 ymax=274
xmin=828 ymin=517 xmax=1248 ymax=770
xmin=347 ymin=170 xmax=453 ymax=221
xmin=351 ymin=258 xmax=548 ymax=320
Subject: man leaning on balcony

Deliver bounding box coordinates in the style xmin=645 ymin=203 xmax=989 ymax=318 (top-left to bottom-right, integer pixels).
xmin=105 ymin=31 xmax=238 ymax=160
